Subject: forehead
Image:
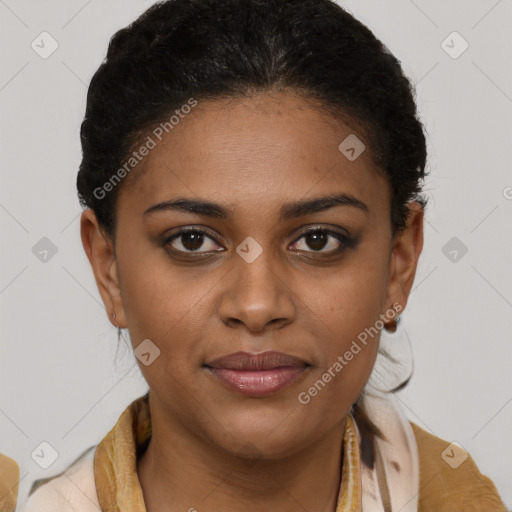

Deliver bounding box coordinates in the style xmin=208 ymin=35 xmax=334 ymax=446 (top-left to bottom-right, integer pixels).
xmin=117 ymin=91 xmax=389 ymax=218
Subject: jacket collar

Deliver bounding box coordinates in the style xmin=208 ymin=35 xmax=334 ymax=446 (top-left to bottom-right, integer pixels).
xmin=93 ymin=391 xmax=366 ymax=511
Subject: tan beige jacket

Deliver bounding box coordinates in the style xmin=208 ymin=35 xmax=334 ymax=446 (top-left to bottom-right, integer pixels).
xmin=15 ymin=393 xmax=508 ymax=511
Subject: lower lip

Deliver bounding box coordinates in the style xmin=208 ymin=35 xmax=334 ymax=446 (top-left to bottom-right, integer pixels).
xmin=206 ymin=366 xmax=307 ymax=397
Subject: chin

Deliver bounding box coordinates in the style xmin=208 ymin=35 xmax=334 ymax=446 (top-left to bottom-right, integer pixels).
xmin=207 ymin=414 xmax=313 ymax=460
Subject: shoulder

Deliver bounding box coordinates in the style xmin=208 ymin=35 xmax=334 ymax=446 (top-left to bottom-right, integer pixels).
xmin=18 ymin=446 xmax=100 ymax=512
xmin=0 ymin=453 xmax=19 ymax=512
xmin=410 ymin=422 xmax=508 ymax=511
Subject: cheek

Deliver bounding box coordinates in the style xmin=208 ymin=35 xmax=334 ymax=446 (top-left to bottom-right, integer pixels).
xmin=116 ymin=246 xmax=215 ymax=353
xmin=117 ymin=259 xmax=212 ymax=398
xmin=296 ymin=247 xmax=389 ymax=401
xmin=295 ymin=279 xmax=384 ymax=424
xmin=306 ymin=249 xmax=390 ymax=352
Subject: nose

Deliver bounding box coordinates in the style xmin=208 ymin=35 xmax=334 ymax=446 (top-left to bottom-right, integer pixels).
xmin=217 ymin=247 xmax=296 ymax=333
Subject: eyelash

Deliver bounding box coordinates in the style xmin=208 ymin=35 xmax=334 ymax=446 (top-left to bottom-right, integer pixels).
xmin=162 ymin=226 xmax=357 ymax=257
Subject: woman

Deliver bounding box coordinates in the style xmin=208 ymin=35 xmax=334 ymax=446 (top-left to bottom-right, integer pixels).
xmin=19 ymin=0 xmax=507 ymax=510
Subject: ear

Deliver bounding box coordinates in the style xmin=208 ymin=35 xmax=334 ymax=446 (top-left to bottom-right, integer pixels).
xmin=384 ymin=201 xmax=424 ymax=314
xmin=80 ymin=209 xmax=127 ymax=328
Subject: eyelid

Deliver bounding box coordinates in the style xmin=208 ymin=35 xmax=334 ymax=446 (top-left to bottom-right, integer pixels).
xmin=164 ymin=225 xmax=222 ymax=242
xmin=292 ymin=224 xmax=352 ymax=241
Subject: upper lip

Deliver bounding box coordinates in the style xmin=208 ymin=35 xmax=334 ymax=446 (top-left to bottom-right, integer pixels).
xmin=204 ymin=351 xmax=309 ymax=370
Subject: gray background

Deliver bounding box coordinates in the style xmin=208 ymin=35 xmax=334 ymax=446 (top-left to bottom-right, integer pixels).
xmin=1 ymin=0 xmax=511 ymax=508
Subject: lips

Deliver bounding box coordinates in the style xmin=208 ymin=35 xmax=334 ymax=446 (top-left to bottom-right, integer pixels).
xmin=205 ymin=351 xmax=308 ymax=370
xmin=204 ymin=351 xmax=310 ymax=397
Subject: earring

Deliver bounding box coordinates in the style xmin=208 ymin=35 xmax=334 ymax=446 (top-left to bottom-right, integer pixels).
xmin=384 ymin=315 xmax=401 ymax=333
xmin=111 ymin=311 xmax=116 ymax=320
xmin=384 ymin=303 xmax=402 ymax=333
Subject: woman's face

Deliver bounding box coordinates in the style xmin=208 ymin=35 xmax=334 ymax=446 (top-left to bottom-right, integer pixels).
xmin=82 ymin=90 xmax=423 ymax=458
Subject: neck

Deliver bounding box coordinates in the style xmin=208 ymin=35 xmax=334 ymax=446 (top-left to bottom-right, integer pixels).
xmin=137 ymin=396 xmax=346 ymax=512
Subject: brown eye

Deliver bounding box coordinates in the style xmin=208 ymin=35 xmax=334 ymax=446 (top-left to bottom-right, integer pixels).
xmin=165 ymin=229 xmax=223 ymax=254
xmin=290 ymin=229 xmax=355 ymax=254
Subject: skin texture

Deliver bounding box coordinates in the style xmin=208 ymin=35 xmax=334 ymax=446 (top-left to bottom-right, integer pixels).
xmin=80 ymin=90 xmax=424 ymax=512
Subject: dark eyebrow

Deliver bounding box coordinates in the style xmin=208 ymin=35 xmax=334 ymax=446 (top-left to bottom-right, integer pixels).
xmin=143 ymin=193 xmax=369 ymax=220
xmin=279 ymin=193 xmax=369 ymax=220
